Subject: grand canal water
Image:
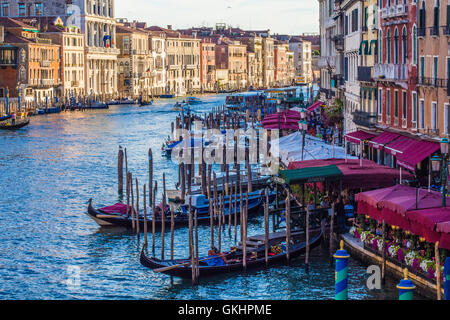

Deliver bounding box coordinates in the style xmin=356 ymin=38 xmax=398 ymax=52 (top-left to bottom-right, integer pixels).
xmin=0 ymin=93 xmax=414 ymax=299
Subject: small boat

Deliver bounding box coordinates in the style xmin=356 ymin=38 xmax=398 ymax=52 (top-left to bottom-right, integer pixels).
xmin=89 ymin=102 xmax=109 ymax=109
xmin=139 ymin=100 xmax=153 ymax=106
xmin=187 ymin=97 xmax=202 ymax=105
xmin=160 ymin=94 xmax=175 ymax=99
xmin=140 ymin=230 xmax=323 ymax=278
xmin=0 ymin=119 xmax=30 ymax=130
xmin=86 ymin=192 xmax=265 ymax=229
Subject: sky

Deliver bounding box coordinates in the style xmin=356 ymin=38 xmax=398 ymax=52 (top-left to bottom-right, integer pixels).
xmin=115 ymin=0 xmax=319 ymax=35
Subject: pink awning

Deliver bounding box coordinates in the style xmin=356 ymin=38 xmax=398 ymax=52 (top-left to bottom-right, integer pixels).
xmin=384 ymin=136 xmax=418 ymax=156
xmin=437 ymin=221 xmax=450 ymax=233
xmin=368 ymin=131 xmax=401 ymax=150
xmin=306 ymin=100 xmax=324 ymax=112
xmin=396 ymin=140 xmax=440 ymax=172
xmin=264 ymin=123 xmax=300 ymax=130
xmin=344 ymin=130 xmax=376 ymax=144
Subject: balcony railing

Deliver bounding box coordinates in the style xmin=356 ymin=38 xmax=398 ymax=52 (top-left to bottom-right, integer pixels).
xmin=442 ymin=26 xmax=450 ymax=36
xmin=373 ymin=63 xmax=408 ymax=81
xmin=417 ymin=27 xmax=426 ymax=37
xmin=430 ymin=26 xmax=439 ymax=36
xmin=357 ymin=66 xmax=373 ymax=82
xmin=417 ymin=77 xmax=448 ymax=88
xmin=40 ymin=60 xmax=51 ymax=67
xmin=381 ymin=5 xmax=408 ymax=19
xmin=352 ymin=110 xmax=377 ymax=128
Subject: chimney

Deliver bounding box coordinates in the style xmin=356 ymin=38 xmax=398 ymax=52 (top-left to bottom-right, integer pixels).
xmin=167 ymin=25 xmax=172 ymax=30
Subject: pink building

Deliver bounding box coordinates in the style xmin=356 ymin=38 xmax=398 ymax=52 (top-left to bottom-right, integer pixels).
xmin=200 ymin=40 xmax=216 ymax=92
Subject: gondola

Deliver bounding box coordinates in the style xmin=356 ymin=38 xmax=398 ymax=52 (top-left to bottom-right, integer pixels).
xmin=139 ymin=100 xmax=153 ymax=106
xmin=139 ymin=230 xmax=323 ymax=278
xmin=0 ymin=115 xmax=11 ymax=122
xmin=0 ymin=119 xmax=30 ymax=130
xmin=86 ymin=193 xmax=264 ymax=229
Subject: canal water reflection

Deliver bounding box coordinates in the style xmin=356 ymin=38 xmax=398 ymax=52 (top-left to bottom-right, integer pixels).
xmin=0 ymin=93 xmax=417 ymax=299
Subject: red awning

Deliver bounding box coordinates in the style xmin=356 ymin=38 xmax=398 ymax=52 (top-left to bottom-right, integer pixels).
xmin=396 ymin=140 xmax=440 ymax=171
xmin=383 ymin=136 xmax=418 ymax=156
xmin=306 ymin=100 xmax=324 ymax=112
xmin=344 ymin=130 xmax=376 ymax=144
xmin=368 ymin=131 xmax=401 ymax=150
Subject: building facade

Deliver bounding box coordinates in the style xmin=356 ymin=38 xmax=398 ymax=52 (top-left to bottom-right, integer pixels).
xmin=200 ymin=40 xmax=216 ymax=92
xmin=375 ymin=0 xmax=417 ymax=134
xmin=116 ymin=24 xmax=152 ymax=99
xmin=416 ymin=0 xmax=450 ymax=138
xmin=0 ymin=17 xmax=61 ymax=103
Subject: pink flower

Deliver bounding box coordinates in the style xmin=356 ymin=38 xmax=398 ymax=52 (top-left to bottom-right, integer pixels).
xmin=412 ymin=258 xmax=420 ymax=272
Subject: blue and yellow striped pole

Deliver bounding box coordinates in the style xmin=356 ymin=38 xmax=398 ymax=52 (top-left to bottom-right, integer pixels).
xmin=334 ymin=240 xmax=350 ymax=300
xmin=444 ymin=257 xmax=450 ymax=300
xmin=397 ymin=268 xmax=416 ymax=300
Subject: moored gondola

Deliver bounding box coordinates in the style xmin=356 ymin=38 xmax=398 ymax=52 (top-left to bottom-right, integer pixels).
xmin=139 ymin=230 xmax=322 ymax=278
xmin=86 ymin=193 xmax=265 ymax=229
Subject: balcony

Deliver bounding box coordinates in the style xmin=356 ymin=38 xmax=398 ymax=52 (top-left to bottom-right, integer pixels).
xmin=357 ymin=66 xmax=373 ymax=82
xmin=381 ymin=5 xmax=408 ymax=19
xmin=443 ymin=26 xmax=450 ymax=36
xmin=353 ymin=110 xmax=377 ymax=129
xmin=71 ymin=81 xmax=79 ymax=87
xmin=417 ymin=27 xmax=426 ymax=37
xmin=417 ymin=77 xmax=448 ymax=88
xmin=429 ymin=26 xmax=439 ymax=37
xmin=373 ymin=63 xmax=408 ymax=82
xmin=40 ymin=60 xmax=51 ymax=67
xmin=331 ymin=35 xmax=344 ymax=51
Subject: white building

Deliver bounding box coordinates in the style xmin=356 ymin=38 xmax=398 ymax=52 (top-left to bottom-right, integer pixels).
xmin=289 ymin=39 xmax=313 ymax=84
xmin=342 ymin=0 xmax=363 ymax=135
xmin=148 ymin=31 xmax=167 ymax=96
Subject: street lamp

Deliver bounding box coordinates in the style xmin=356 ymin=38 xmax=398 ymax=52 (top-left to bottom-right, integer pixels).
xmin=299 ymin=119 xmax=308 ymax=161
xmin=431 ymin=137 xmax=450 ymax=207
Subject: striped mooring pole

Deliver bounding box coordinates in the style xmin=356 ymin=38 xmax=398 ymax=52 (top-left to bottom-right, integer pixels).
xmin=445 ymin=257 xmax=450 ymax=300
xmin=334 ymin=240 xmax=350 ymax=300
xmin=397 ymin=268 xmax=416 ymax=300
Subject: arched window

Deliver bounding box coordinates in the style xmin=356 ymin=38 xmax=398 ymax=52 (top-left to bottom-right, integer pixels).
xmin=402 ymin=27 xmax=407 ymax=64
xmin=394 ymin=28 xmax=399 ymax=64
xmin=387 ymin=29 xmax=391 ymax=64
xmin=412 ymin=25 xmax=417 ymax=65
xmin=379 ymin=30 xmax=383 ymax=64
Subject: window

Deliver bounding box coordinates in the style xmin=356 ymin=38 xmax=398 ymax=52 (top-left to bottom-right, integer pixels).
xmin=402 ymin=91 xmax=407 ymax=120
xmin=18 ymin=3 xmax=25 ymax=16
xmin=378 ymin=88 xmax=383 ymax=115
xmin=420 ymin=100 xmax=425 ymax=129
xmin=1 ymin=3 xmax=9 ymax=16
xmin=420 ymin=56 xmax=425 ymax=81
xmin=445 ymin=104 xmax=450 ymax=135
xmin=387 ymin=90 xmax=391 ymax=117
xmin=434 ymin=0 xmax=440 ymax=30
xmin=394 ymin=90 xmax=399 ymax=117
xmin=35 ymin=3 xmax=43 ymax=16
xmin=412 ymin=26 xmax=417 ymax=65
xmin=431 ymin=102 xmax=437 ymax=131
xmin=387 ymin=29 xmax=391 ymax=64
xmin=379 ymin=30 xmax=383 ymax=63
xmin=402 ymin=27 xmax=407 ymax=64
xmin=412 ymin=92 xmax=417 ymax=124
xmin=433 ymin=57 xmax=438 ymax=85
xmin=394 ymin=28 xmax=399 ymax=64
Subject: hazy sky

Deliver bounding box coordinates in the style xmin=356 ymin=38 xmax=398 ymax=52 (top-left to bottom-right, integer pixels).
xmin=115 ymin=0 xmax=319 ymax=35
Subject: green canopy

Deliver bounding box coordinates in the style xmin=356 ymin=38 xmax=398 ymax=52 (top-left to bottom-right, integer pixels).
xmin=278 ymin=165 xmax=343 ymax=185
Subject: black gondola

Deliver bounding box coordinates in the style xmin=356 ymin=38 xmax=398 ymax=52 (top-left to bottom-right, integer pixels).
xmin=0 ymin=119 xmax=30 ymax=130
xmin=86 ymin=196 xmax=263 ymax=228
xmin=139 ymin=231 xmax=323 ymax=278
